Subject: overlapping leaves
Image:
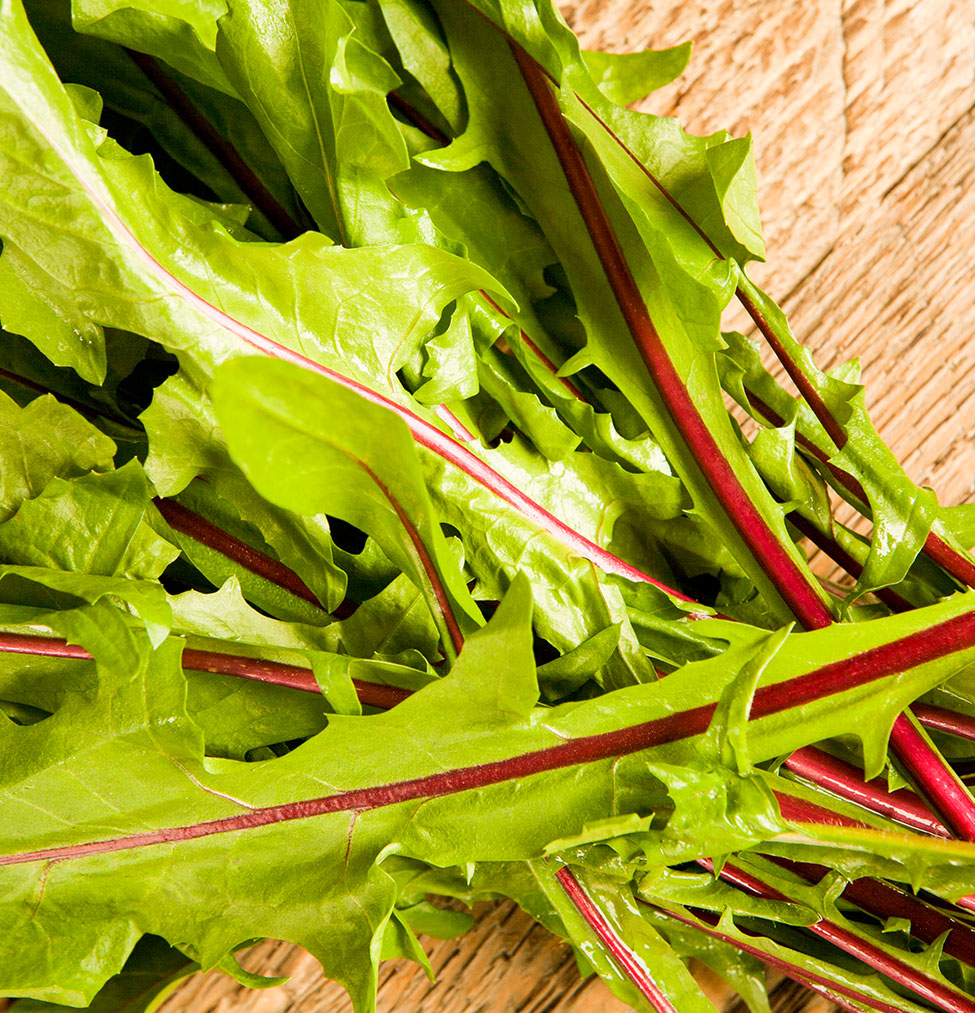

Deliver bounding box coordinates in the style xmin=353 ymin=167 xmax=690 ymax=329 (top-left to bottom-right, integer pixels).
xmin=3 ymin=0 xmax=975 ymax=1011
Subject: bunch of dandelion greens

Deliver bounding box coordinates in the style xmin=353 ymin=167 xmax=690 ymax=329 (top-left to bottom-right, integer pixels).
xmin=1 ymin=0 xmax=975 ymax=1011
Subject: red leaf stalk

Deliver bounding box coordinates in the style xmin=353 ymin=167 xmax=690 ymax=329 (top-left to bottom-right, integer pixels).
xmin=0 ymin=632 xmax=409 ymax=711
xmin=154 ymin=497 xmax=356 ymax=617
xmin=645 ymin=902 xmax=926 ymax=1013
xmin=782 ymin=746 xmax=950 ymax=838
xmin=554 ymin=866 xmax=678 ymax=1013
xmin=509 ymin=41 xmax=833 ymax=631
xmin=699 ymin=858 xmax=975 ymax=1013
xmin=126 ymin=50 xmax=302 ymax=240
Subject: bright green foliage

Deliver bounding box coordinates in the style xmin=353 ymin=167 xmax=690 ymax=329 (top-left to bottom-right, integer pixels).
xmin=2 ymin=0 xmax=975 ymax=1011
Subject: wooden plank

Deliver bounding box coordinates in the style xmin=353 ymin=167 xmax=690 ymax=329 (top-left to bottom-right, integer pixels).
xmin=155 ymin=904 xmax=634 ymax=1012
xmin=839 ymin=0 xmax=975 ymax=220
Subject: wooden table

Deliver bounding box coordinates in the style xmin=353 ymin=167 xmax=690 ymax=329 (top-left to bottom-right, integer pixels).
xmin=123 ymin=0 xmax=975 ymax=1009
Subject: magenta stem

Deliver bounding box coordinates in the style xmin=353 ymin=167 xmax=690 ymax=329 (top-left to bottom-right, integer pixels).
xmin=164 ymin=470 xmax=463 ymax=660
xmin=773 ymin=789 xmax=871 ymax=830
xmin=776 ymin=769 xmax=975 ymax=919
xmin=154 ymin=497 xmax=356 ymax=617
xmin=784 ymin=510 xmax=914 ymax=614
xmin=734 ymin=287 xmax=847 ymax=450
xmin=17 ymin=620 xmax=970 ymax=835
xmin=700 ymin=859 xmax=975 ymax=1013
xmin=12 ymin=622 xmax=960 ymax=838
xmin=924 ymin=533 xmax=975 ymax=593
xmin=914 ymin=703 xmax=975 ymax=742
xmin=6 ymin=603 xmax=975 ymax=865
xmin=478 ymin=291 xmax=588 ymax=403
xmin=387 ymin=91 xmax=450 ymax=146
xmin=782 ymin=746 xmax=950 ymax=837
xmin=888 ymin=714 xmax=975 ymax=842
xmin=766 ymin=855 xmax=975 ymax=967
xmin=645 ymin=902 xmax=919 ymax=1013
xmin=510 ymin=41 xmax=834 ymax=632
xmin=0 ymin=632 xmax=410 ymax=711
xmin=350 ymin=459 xmax=465 ymax=659
xmin=125 ymin=50 xmax=301 ymax=240
xmin=554 ymin=866 xmax=677 ymax=1013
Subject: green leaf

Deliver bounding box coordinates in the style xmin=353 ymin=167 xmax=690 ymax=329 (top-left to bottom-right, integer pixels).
xmin=26 ymin=0 xmax=303 ymax=240
xmin=0 ymin=460 xmax=178 ymax=579
xmin=0 ymin=389 xmax=116 ymax=522
xmin=11 ymin=935 xmax=198 ymax=1013
xmin=0 ymin=2 xmax=498 ymax=405
xmin=0 ymin=563 xmax=172 ymax=645
xmin=215 ymin=0 xmax=408 ymax=242
xmin=212 ymin=356 xmax=481 ymax=659
xmin=705 ymin=136 xmax=765 ymax=261
xmin=69 ymin=0 xmax=235 ymax=95
xmin=582 ymin=42 xmax=691 ymax=106
xmin=378 ymin=0 xmax=463 ymax=129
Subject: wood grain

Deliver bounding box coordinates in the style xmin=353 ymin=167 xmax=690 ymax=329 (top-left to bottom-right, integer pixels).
xmin=29 ymin=1 xmax=975 ymax=1011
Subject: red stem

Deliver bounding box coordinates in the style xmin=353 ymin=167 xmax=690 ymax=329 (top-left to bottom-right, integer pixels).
xmin=646 ymin=902 xmax=929 ymax=1013
xmin=558 ymin=57 xmax=975 ymax=597
xmin=7 ymin=604 xmax=975 ymax=864
xmin=0 ymin=367 xmax=131 ymax=428
xmin=1 ymin=372 xmax=350 ymax=624
xmin=510 ymin=41 xmax=833 ymax=631
xmin=154 ymin=497 xmax=357 ymax=617
xmin=778 ymin=760 xmax=975 ymax=918
xmin=0 ymin=707 xmax=719 ymax=866
xmin=388 ymin=91 xmax=450 ymax=146
xmin=914 ymin=704 xmax=975 ymax=742
xmin=888 ymin=715 xmax=975 ymax=842
xmin=125 ymin=50 xmax=302 ymax=240
xmin=748 ymin=608 xmax=975 ymax=719
xmin=734 ymin=287 xmax=847 ymax=450
xmin=782 ymin=746 xmax=950 ymax=838
xmin=700 ymin=858 xmax=975 ymax=1013
xmin=785 ymin=510 xmax=914 ymax=614
xmin=567 ymin=78 xmax=852 ymax=458
xmin=351 ymin=458 xmax=465 ymax=658
xmin=554 ymin=866 xmax=677 ymax=1013
xmin=0 ymin=632 xmax=410 ymax=711
xmin=766 ymin=855 xmax=975 ymax=967
xmin=15 ymin=621 xmax=964 ymax=840
xmin=477 ymin=291 xmax=587 ymax=403
xmin=773 ymin=789 xmax=872 ymax=830
xmin=740 ymin=303 xmax=975 ymax=593
xmin=925 ymin=534 xmax=975 ymax=592
xmin=747 ymin=370 xmax=975 ymax=594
